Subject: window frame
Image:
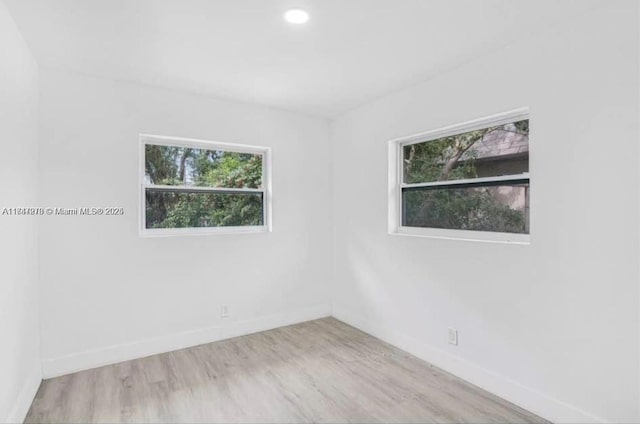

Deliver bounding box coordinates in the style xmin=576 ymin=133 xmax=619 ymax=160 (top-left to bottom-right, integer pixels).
xmin=388 ymin=108 xmax=530 ymax=244
xmin=139 ymin=134 xmax=272 ymax=237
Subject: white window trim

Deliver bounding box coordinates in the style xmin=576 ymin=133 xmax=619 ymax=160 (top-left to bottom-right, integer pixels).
xmin=388 ymin=108 xmax=530 ymax=245
xmin=139 ymin=134 xmax=272 ymax=237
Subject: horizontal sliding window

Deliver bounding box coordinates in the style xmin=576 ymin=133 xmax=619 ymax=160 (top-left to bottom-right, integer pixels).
xmin=145 ymin=145 xmax=263 ymax=189
xmin=140 ymin=135 xmax=271 ymax=236
xmin=403 ymin=119 xmax=529 ymax=184
xmin=389 ymin=109 xmax=530 ymax=243
xmin=402 ymin=181 xmax=529 ymax=233
xmin=145 ymin=191 xmax=264 ymax=229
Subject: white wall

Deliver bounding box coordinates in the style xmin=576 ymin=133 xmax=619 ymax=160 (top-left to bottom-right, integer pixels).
xmin=0 ymin=1 xmax=42 ymax=422
xmin=6 ymin=2 xmax=640 ymax=422
xmin=330 ymin=3 xmax=639 ymax=423
xmin=38 ymin=69 xmax=332 ymax=377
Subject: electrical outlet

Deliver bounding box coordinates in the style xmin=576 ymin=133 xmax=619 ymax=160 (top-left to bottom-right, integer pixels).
xmin=220 ymin=305 xmax=229 ymax=318
xmin=448 ymin=328 xmax=458 ymax=346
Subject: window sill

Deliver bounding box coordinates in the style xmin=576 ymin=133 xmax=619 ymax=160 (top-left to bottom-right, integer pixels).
xmin=390 ymin=226 xmax=530 ymax=245
xmin=139 ymin=225 xmax=270 ymax=238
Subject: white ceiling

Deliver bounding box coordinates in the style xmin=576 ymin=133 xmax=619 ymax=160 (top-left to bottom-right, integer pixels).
xmin=5 ymin=0 xmax=603 ymax=118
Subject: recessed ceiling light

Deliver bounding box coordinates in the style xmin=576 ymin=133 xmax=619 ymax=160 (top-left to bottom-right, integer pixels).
xmin=284 ymin=9 xmax=309 ymax=24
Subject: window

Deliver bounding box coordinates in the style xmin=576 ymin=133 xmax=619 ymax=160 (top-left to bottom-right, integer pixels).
xmin=388 ymin=109 xmax=530 ymax=243
xmin=140 ymin=135 xmax=271 ymax=236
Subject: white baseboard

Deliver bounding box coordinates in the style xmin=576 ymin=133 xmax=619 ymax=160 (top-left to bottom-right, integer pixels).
xmin=6 ymin=367 xmax=41 ymax=424
xmin=331 ymin=303 xmax=608 ymax=424
xmin=42 ymin=303 xmax=331 ymax=379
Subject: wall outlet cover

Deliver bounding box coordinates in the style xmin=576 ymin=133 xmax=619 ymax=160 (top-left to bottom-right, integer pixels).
xmin=448 ymin=328 xmax=458 ymax=346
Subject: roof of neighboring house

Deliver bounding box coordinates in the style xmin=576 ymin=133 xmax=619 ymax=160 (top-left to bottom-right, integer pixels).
xmin=462 ymin=124 xmax=529 ymax=161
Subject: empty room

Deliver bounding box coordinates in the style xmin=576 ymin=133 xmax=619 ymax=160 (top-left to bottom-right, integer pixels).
xmin=1 ymin=0 xmax=639 ymax=423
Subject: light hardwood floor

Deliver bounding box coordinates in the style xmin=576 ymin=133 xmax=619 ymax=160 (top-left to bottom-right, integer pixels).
xmin=26 ymin=318 xmax=547 ymax=423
